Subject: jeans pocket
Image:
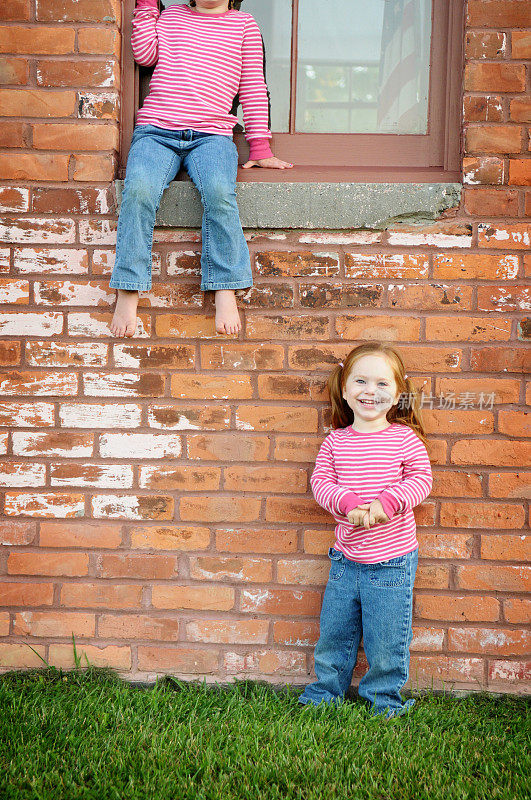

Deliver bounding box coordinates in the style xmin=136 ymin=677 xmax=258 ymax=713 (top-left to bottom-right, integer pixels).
xmin=328 ymin=547 xmax=346 ymax=581
xmin=369 ymin=554 xmax=407 ymax=588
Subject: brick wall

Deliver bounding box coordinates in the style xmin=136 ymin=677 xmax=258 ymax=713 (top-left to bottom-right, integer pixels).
xmin=0 ymin=0 xmax=529 ymax=692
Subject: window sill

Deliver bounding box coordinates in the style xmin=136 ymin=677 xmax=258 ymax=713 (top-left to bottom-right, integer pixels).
xmin=114 ymin=179 xmax=461 ymax=230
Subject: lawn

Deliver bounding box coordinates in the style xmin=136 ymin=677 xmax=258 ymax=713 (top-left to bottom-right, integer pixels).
xmin=0 ymin=665 xmax=528 ymax=800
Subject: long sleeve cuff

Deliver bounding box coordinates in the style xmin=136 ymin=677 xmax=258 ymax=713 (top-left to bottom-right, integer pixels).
xmin=338 ymin=491 xmax=367 ymax=516
xmin=377 ymin=490 xmax=401 ymax=519
xmin=248 ymin=137 xmax=274 ymax=161
xmin=135 ymin=0 xmax=158 ymax=8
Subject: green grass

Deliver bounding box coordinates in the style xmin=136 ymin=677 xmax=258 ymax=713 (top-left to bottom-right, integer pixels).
xmin=0 ymin=665 xmax=529 ymax=800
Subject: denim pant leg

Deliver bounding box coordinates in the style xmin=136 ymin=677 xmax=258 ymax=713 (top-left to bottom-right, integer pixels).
xmin=183 ymin=135 xmax=252 ymax=291
xmin=110 ymin=127 xmax=182 ymax=291
xmin=299 ymin=548 xmax=362 ymax=706
xmin=358 ymin=548 xmax=418 ymax=717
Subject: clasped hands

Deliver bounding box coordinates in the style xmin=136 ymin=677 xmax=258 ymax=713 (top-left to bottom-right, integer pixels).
xmin=346 ymin=499 xmax=390 ymax=529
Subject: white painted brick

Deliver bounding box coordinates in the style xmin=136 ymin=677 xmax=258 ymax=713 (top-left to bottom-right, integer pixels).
xmin=91 ymin=494 xmax=163 ymax=520
xmin=0 ymin=280 xmax=29 ymax=304
xmin=299 ymin=232 xmax=382 ymax=244
xmin=99 ymin=433 xmax=182 ymax=459
xmin=0 ymin=187 xmax=30 ymax=212
xmin=83 ymin=372 xmax=158 ymax=397
xmin=0 ymin=402 xmax=55 ymax=427
xmin=0 ymin=312 xmax=63 ymax=336
xmin=25 ymin=341 xmax=108 ymax=367
xmin=59 ymin=403 xmax=142 ymax=429
xmin=0 ymin=372 xmax=77 ymax=396
xmin=0 ymin=218 xmax=75 ymax=244
xmin=0 ymin=463 xmax=46 ymax=487
xmin=13 ymin=248 xmax=89 ymax=274
xmin=387 ymin=231 xmax=472 ymax=248
xmin=12 ymin=432 xmax=93 ymax=458
xmin=4 ymin=493 xmax=85 ymax=518
xmin=67 ymin=313 xmax=149 ymax=338
xmin=34 ymin=280 xmax=115 ymax=306
xmin=0 ymin=248 xmax=9 ymax=272
xmin=93 ymin=249 xmax=161 ymax=276
xmin=50 ymin=463 xmax=133 ymax=488
xmin=167 ymin=251 xmax=201 ymax=276
xmin=78 ymin=220 xmax=117 ymax=245
xmin=0 ymin=433 xmax=7 ymax=455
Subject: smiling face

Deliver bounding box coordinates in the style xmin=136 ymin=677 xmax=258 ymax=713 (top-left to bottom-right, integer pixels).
xmin=342 ymin=354 xmax=400 ymax=430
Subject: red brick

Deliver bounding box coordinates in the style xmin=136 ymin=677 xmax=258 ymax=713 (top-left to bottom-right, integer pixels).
xmin=40 ymin=521 xmax=122 ymax=549
xmin=241 ymin=587 xmax=322 ymax=616
xmin=478 ymin=222 xmax=530 ymax=249
xmin=91 ymin=495 xmax=174 ymax=521
xmin=224 ymin=650 xmax=306 ymax=676
xmin=0 ymin=0 xmax=30 ymax=21
xmin=78 ymin=91 xmax=119 ymax=120
xmin=277 ymin=558 xmax=328 ymax=585
xmin=238 ymin=284 xmax=294 ymax=309
xmin=235 ymin=405 xmax=318 ymax=433
xmin=200 ymin=342 xmax=284 ymax=370
xmin=426 ymin=316 xmax=511 ymax=341
xmin=387 ymin=284 xmax=472 ymax=311
xmin=187 ymin=434 xmax=269 ymax=462
xmin=189 ymin=556 xmax=272 ymax=583
xmin=245 ymin=314 xmax=329 ymax=340
xmin=0 ymin=520 xmax=36 ymax=545
xmin=463 ymin=95 xmax=503 ymax=123
xmin=467 ymin=1 xmax=531 ymax=28
xmin=73 ymin=154 xmax=115 ymax=182
xmin=488 ymin=472 xmax=530 ymax=499
xmin=436 ymin=375 xmax=520 ymax=403
xmin=0 ymin=26 xmax=75 ymax=54
xmin=345 ymin=253 xmax=429 ymax=279
xmin=49 ymin=644 xmax=130 ymax=670
xmin=180 ymin=496 xmax=261 ymax=523
xmin=224 ymin=466 xmax=307 ymax=494
xmin=0 ymin=88 xmax=76 ymax=117
xmin=37 ymin=0 xmax=120 ymax=23
xmin=0 ymin=120 xmax=26 ymax=147
xmin=409 ymin=656 xmax=484 ymax=685
xmin=441 ymin=502 xmax=525 ymax=530
xmin=481 ymin=534 xmax=530 ymax=561
xmin=265 ymin=497 xmax=332 ymax=524
xmin=0 ymin=56 xmax=29 ymax=84
xmin=503 ymin=598 xmax=531 ymax=624
xmin=417 ymin=532 xmax=475 ymax=559
xmin=431 ymin=471 xmax=483 ymax=498
xmin=97 ymin=554 xmax=178 ymax=580
xmin=273 ymin=620 xmax=320 ymax=646
xmin=336 ymin=315 xmax=420 ymax=340
xmin=466 ymin=125 xmax=523 ymax=154
xmin=465 ymin=31 xmax=507 ymax=59
xmin=139 ymin=463 xmax=218 ymax=492
xmin=13 ymin=611 xmax=95 ymax=638
xmin=0 ymin=154 xmax=69 ymax=181
xmin=170 ymin=374 xmax=252 ymax=400
xmin=464 ymin=187 xmax=519 ymax=217
xmin=415 ymin=565 xmax=450 ymax=589
xmin=8 ymin=552 xmax=88 ymax=577
xmin=186 ymin=619 xmax=269 ymax=645
xmin=137 ymin=647 xmax=218 ymax=674
xmin=465 ymin=62 xmax=525 ymax=92
xmin=4 ymin=492 xmax=84 ymax=518
xmin=0 ymin=582 xmax=54 ymax=607
xmin=274 ymin=436 xmax=322 ymax=463
xmin=255 ymin=251 xmax=340 ymax=277
xmin=300 ymin=283 xmax=383 ymax=309
xmin=33 ymin=123 xmax=118 ymax=151
xmin=98 ymin=614 xmax=181 ymax=640
xmin=449 ymin=627 xmax=529 ymax=656
xmin=36 ymin=58 xmax=118 ymax=88
xmin=509 ymin=97 xmax=531 ymax=123
xmin=471 ymin=347 xmax=530 ymax=373
xmin=61 ymin=581 xmax=142 ymax=611
xmin=78 ymin=28 xmax=121 ymax=56
xmin=216 ymin=528 xmax=297 ymax=554
xmin=456 ymin=564 xmax=530 ymax=592
xmin=463 ymin=156 xmax=505 ymax=185
xmin=511 ymin=31 xmax=531 ymax=59
xmin=156 ymin=313 xmax=224 ymax=339
xmin=508 ymin=159 xmax=531 ymax=186
xmin=303 ymin=529 xmax=335 ymax=555
xmin=130 ymin=525 xmax=210 ymax=551
xmin=415 ymin=595 xmax=500 ymax=622
xmin=451 ymin=439 xmax=530 ymax=467
xmin=488 ymin=659 xmax=531 ymax=688
xmin=0 ymin=342 xmax=21 ymax=366
xmin=151 ymin=585 xmax=234 ymax=611
xmin=498 ymin=410 xmax=530 ymax=437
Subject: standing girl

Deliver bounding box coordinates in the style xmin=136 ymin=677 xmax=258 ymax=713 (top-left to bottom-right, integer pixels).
xmin=299 ymin=343 xmax=432 ymax=717
xmin=110 ymin=0 xmax=292 ymax=338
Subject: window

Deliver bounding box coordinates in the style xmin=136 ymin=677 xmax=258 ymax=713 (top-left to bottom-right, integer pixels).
xmin=120 ymin=0 xmax=463 ymax=180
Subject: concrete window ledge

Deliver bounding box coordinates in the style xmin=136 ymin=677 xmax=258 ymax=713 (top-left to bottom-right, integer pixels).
xmin=114 ymin=181 xmax=462 ymax=230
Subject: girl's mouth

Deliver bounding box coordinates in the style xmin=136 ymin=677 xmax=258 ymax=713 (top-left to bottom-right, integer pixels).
xmin=358 ymin=399 xmax=375 ymax=406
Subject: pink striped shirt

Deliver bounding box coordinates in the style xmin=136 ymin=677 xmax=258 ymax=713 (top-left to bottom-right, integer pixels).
xmin=132 ymin=0 xmax=273 ymax=160
xmin=311 ymin=423 xmax=433 ymax=563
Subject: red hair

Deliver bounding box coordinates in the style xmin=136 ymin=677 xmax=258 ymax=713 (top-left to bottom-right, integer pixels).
xmin=328 ymin=343 xmax=429 ymax=446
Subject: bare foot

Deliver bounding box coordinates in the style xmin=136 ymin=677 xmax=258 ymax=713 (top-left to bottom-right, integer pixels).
xmin=214 ymin=289 xmax=241 ymax=335
xmin=111 ymin=289 xmax=139 ymax=337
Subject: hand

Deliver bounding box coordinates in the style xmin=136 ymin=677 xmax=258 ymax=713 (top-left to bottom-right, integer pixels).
xmin=242 ymin=157 xmax=294 ymax=169
xmin=347 ymin=500 xmax=390 ymax=529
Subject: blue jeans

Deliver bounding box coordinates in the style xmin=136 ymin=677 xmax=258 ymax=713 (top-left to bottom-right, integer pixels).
xmin=109 ymin=125 xmax=252 ymax=292
xmin=299 ymin=546 xmax=418 ymax=718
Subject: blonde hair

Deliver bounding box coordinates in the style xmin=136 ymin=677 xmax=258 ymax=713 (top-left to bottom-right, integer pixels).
xmin=328 ymin=342 xmax=428 ymax=446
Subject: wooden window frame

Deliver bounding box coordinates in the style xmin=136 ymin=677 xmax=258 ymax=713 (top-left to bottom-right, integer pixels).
xmin=119 ymin=0 xmax=464 ymax=181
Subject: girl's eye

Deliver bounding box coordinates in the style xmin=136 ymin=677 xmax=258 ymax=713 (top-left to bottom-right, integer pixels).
xmin=355 ymin=379 xmax=365 ymax=383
